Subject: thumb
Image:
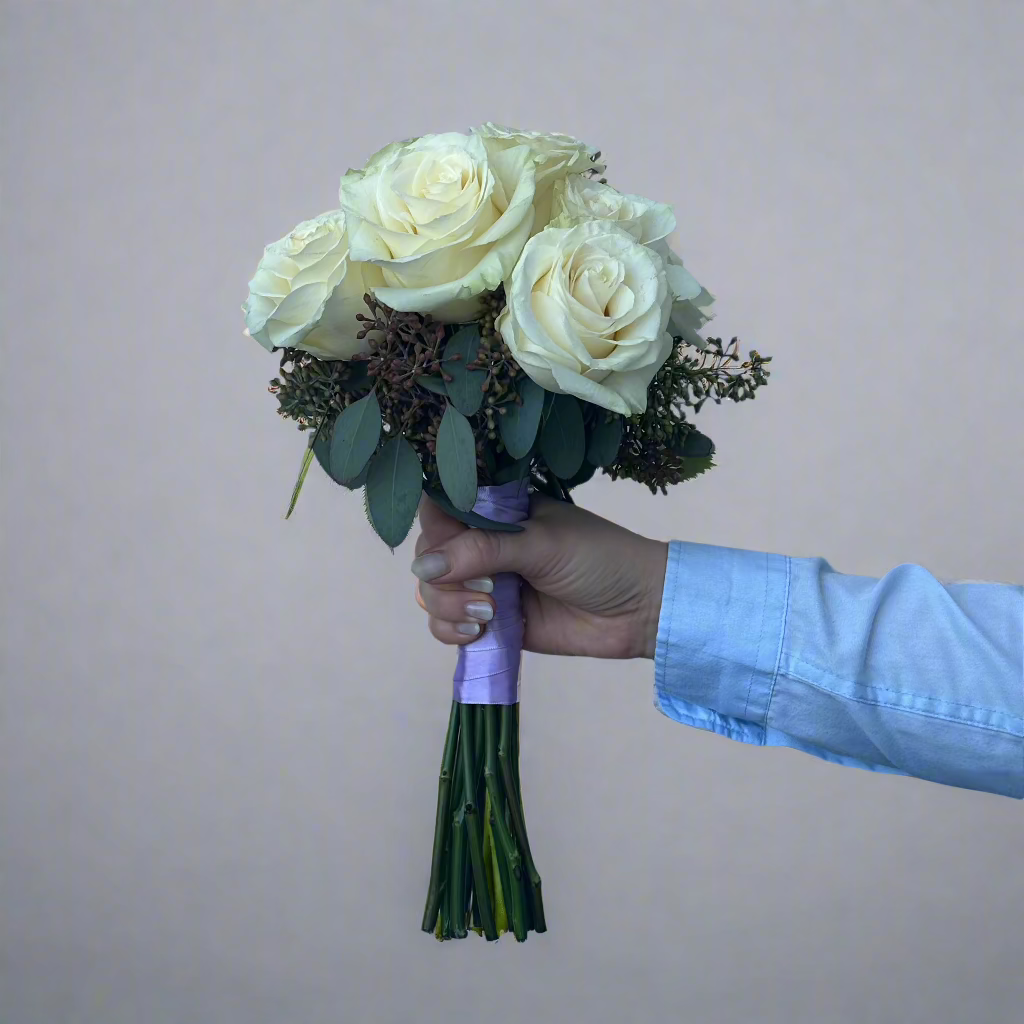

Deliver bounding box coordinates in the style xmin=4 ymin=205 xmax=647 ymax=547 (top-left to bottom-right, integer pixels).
xmin=410 ymin=523 xmax=542 ymax=586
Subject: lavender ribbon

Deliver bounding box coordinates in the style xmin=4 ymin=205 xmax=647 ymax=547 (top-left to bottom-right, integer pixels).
xmin=452 ymin=480 xmax=530 ymax=705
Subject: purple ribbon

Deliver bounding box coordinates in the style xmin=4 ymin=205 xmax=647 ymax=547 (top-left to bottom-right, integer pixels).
xmin=452 ymin=480 xmax=530 ymax=705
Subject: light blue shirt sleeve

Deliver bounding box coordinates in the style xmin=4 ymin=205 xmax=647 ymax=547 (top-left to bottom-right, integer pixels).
xmin=654 ymin=541 xmax=1024 ymax=798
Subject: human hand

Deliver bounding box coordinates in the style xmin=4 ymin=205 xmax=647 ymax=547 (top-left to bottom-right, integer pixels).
xmin=411 ymin=494 xmax=668 ymax=660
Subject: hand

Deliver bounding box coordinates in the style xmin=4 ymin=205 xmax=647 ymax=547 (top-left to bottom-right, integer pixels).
xmin=411 ymin=494 xmax=668 ymax=660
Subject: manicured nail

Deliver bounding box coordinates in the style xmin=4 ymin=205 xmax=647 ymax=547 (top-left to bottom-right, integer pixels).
xmin=464 ymin=578 xmax=493 ymax=593
xmin=410 ymin=553 xmax=449 ymax=581
xmin=465 ymin=602 xmax=494 ymax=623
xmin=456 ymin=622 xmax=481 ymax=637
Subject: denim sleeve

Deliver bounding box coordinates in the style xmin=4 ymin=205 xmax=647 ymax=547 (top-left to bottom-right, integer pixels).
xmin=654 ymin=541 xmax=1024 ymax=798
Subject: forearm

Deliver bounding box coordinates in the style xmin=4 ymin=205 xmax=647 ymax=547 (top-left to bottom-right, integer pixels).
xmin=654 ymin=541 xmax=1024 ymax=798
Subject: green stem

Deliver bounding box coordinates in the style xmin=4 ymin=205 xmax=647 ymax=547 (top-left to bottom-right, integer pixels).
xmin=485 ymin=706 xmax=527 ymax=941
xmin=501 ymin=706 xmax=546 ymax=933
xmin=422 ymin=701 xmax=460 ymax=934
xmin=448 ymin=729 xmax=468 ymax=939
xmin=459 ymin=704 xmax=498 ymax=941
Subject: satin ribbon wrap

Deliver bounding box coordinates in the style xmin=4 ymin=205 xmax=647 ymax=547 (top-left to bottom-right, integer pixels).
xmin=452 ymin=480 xmax=530 ymax=705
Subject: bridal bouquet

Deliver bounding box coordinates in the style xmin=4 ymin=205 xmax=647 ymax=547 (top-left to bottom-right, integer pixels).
xmin=242 ymin=124 xmax=770 ymax=941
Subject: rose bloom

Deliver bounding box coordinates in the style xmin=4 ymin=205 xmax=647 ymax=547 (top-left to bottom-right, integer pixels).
xmin=551 ymin=175 xmax=715 ymax=346
xmin=339 ymin=131 xmax=539 ymax=322
xmin=243 ymin=210 xmax=377 ymax=359
xmin=497 ymin=219 xmax=673 ymax=415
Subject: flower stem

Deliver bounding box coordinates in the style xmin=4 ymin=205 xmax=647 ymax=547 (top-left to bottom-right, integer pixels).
xmin=485 ymin=706 xmax=527 ymax=941
xmin=501 ymin=706 xmax=546 ymax=933
xmin=460 ymin=704 xmax=498 ymax=941
xmin=422 ymin=701 xmax=459 ymax=934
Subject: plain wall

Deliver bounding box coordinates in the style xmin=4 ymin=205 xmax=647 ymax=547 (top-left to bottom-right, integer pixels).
xmin=2 ymin=2 xmax=1022 ymax=1022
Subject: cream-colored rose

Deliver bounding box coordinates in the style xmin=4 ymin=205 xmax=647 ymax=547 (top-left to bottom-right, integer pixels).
xmin=339 ymin=131 xmax=538 ymax=322
xmin=550 ymin=175 xmax=715 ymax=346
xmin=497 ymin=220 xmax=673 ymax=415
xmin=243 ymin=211 xmax=379 ymax=359
xmin=476 ymin=123 xmax=606 ymax=232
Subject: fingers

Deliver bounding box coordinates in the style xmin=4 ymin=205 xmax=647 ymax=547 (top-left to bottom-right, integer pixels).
xmin=415 ymin=493 xmax=467 ymax=556
xmin=416 ymin=578 xmax=495 ymax=645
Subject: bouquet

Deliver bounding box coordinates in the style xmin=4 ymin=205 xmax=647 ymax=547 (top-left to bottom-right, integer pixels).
xmin=242 ymin=124 xmax=771 ymax=941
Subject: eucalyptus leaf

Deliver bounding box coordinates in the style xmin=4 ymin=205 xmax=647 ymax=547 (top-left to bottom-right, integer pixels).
xmin=415 ymin=375 xmax=448 ymax=395
xmin=313 ymin=421 xmax=368 ymax=489
xmin=442 ymin=325 xmax=487 ymax=416
xmin=364 ymin=436 xmax=423 ymax=548
xmin=492 ymin=456 xmax=532 ymax=486
xmin=426 ymin=488 xmax=524 ymax=533
xmin=677 ymin=455 xmax=716 ymax=482
xmin=586 ymin=416 xmax=623 ymax=467
xmin=330 ymin=391 xmax=382 ymax=483
xmin=436 ymin=405 xmax=479 ymax=512
xmin=566 ymin=459 xmax=597 ymax=490
xmin=499 ymin=378 xmax=544 ymax=459
xmin=540 ymin=394 xmax=585 ymax=480
xmin=680 ymin=429 xmax=715 ymax=458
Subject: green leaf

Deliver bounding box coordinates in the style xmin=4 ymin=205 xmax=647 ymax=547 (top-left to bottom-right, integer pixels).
xmin=677 ymin=456 xmax=716 ymax=482
xmin=680 ymin=429 xmax=715 ymax=459
xmin=566 ymin=459 xmax=597 ymax=490
xmin=436 ymin=404 xmax=479 ymax=512
xmin=364 ymin=436 xmax=423 ymax=548
xmin=586 ymin=416 xmax=623 ymax=467
xmin=312 ymin=420 xmax=367 ymax=489
xmin=442 ymin=325 xmax=487 ymax=416
xmin=425 ymin=488 xmax=524 ymax=533
xmin=330 ymin=391 xmax=382 ymax=483
xmin=492 ymin=456 xmax=532 ymax=486
xmin=499 ymin=378 xmax=544 ymax=459
xmin=415 ymin=374 xmax=448 ymax=395
xmin=540 ymin=394 xmax=585 ymax=480
xmin=284 ymin=443 xmax=316 ymax=520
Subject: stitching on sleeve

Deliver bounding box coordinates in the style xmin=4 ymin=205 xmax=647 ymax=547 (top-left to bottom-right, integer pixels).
xmin=763 ymin=556 xmax=792 ymax=739
xmin=741 ymin=552 xmax=771 ymax=721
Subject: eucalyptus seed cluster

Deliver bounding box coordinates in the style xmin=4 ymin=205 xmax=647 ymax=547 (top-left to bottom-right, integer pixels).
xmin=603 ymin=336 xmax=769 ymax=493
xmin=269 ymin=349 xmax=358 ymax=430
xmin=674 ymin=336 xmax=772 ymax=412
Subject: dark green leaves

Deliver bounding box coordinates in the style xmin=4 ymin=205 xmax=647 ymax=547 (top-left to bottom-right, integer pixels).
xmin=586 ymin=416 xmax=623 ymax=467
xmin=540 ymin=394 xmax=585 ymax=480
xmin=330 ymin=391 xmax=382 ymax=483
xmin=313 ymin=420 xmax=367 ymax=489
xmin=677 ymin=455 xmax=715 ymax=482
xmin=499 ymin=378 xmax=544 ymax=459
xmin=679 ymin=429 xmax=715 ymax=458
xmin=436 ymin=405 xmax=478 ymax=512
xmin=415 ymin=375 xmax=448 ymax=395
xmin=365 ymin=436 xmax=423 ymax=548
xmin=426 ymin=488 xmax=523 ymax=533
xmin=442 ymin=325 xmax=487 ymax=416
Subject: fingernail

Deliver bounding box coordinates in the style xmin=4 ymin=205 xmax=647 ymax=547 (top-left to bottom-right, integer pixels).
xmin=456 ymin=622 xmax=481 ymax=637
xmin=465 ymin=602 xmax=494 ymax=623
xmin=410 ymin=553 xmax=449 ymax=581
xmin=464 ymin=578 xmax=493 ymax=593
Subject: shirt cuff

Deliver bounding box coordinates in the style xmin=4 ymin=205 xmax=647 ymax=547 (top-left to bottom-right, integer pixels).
xmin=654 ymin=540 xmax=790 ymax=733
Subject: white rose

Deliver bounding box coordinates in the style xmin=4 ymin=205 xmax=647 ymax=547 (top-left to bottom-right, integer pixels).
xmin=551 ymin=175 xmax=715 ymax=346
xmin=243 ymin=211 xmax=379 ymax=359
xmin=497 ymin=220 xmax=673 ymax=415
xmin=476 ymin=123 xmax=605 ymax=231
xmin=339 ymin=131 xmax=538 ymax=322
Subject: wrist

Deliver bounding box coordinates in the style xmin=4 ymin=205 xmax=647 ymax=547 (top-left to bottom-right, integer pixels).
xmin=635 ymin=539 xmax=668 ymax=660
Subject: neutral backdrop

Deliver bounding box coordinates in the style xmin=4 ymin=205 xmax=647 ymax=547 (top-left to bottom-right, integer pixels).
xmin=2 ymin=2 xmax=1022 ymax=1023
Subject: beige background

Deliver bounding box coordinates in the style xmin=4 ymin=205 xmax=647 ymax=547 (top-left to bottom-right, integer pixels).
xmin=2 ymin=2 xmax=1022 ymax=1022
